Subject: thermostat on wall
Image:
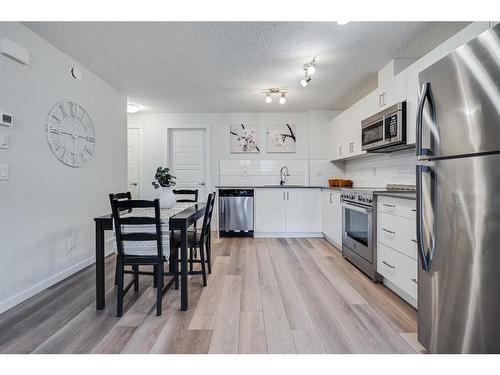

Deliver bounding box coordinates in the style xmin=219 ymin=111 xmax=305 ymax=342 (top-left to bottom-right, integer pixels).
xmin=0 ymin=111 xmax=13 ymax=128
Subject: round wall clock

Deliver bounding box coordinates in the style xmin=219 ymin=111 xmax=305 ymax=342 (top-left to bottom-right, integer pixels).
xmin=46 ymin=101 xmax=95 ymax=168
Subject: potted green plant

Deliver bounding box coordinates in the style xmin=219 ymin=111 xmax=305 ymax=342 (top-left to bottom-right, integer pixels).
xmin=152 ymin=167 xmax=177 ymax=208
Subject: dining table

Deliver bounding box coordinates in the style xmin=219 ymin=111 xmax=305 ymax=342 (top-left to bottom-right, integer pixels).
xmin=93 ymin=201 xmax=208 ymax=311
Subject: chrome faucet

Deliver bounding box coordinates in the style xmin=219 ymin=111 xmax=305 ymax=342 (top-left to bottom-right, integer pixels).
xmin=279 ymin=166 xmax=290 ymax=186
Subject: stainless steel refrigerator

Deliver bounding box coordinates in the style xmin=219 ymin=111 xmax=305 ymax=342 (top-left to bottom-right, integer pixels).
xmin=416 ymin=23 xmax=500 ymax=353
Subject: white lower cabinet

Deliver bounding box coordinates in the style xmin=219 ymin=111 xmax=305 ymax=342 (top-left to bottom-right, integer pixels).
xmin=376 ymin=196 xmax=417 ymax=308
xmin=321 ymin=189 xmax=342 ymax=246
xmin=255 ymin=188 xmax=321 ymax=236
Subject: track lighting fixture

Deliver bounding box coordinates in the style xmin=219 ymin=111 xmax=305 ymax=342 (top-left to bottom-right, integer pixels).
xmin=301 ymin=58 xmax=316 ymax=87
xmin=262 ymin=88 xmax=287 ymax=104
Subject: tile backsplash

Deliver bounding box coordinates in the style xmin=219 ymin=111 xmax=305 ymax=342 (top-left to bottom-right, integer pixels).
xmin=344 ymin=148 xmax=417 ymax=187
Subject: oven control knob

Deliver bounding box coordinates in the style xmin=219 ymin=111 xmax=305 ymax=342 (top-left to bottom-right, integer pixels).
xmin=366 ymin=197 xmax=372 ymax=203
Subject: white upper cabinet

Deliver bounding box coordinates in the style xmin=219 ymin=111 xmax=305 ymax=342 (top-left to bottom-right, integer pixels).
xmin=405 ymin=47 xmax=441 ymax=145
xmin=365 ymin=71 xmax=407 ymax=118
xmin=439 ymin=22 xmax=490 ymax=58
xmin=330 ymin=97 xmax=366 ymax=161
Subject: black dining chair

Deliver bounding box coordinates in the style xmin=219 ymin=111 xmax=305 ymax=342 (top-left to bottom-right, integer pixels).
xmin=173 ymin=189 xmax=199 ymax=271
xmin=173 ymin=189 xmax=198 ymax=203
xmin=171 ymin=192 xmax=216 ymax=286
xmin=109 ymin=192 xmax=132 ymax=285
xmin=111 ymin=198 xmax=178 ymax=317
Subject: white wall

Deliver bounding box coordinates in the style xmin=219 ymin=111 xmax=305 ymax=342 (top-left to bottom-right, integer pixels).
xmin=0 ymin=23 xmax=127 ymax=313
xmin=128 ymin=110 xmax=337 ymax=199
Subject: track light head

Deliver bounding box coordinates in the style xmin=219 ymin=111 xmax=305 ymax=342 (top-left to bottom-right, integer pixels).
xmin=300 ymin=75 xmax=312 ymax=87
xmin=279 ymin=92 xmax=286 ymax=104
xmin=265 ymin=93 xmax=272 ymax=103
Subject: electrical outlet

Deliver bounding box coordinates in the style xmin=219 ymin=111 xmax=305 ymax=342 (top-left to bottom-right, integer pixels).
xmin=67 ymin=236 xmax=75 ymax=250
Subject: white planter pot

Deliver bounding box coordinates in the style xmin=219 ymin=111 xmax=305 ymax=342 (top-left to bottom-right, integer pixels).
xmin=158 ymin=187 xmax=176 ymax=209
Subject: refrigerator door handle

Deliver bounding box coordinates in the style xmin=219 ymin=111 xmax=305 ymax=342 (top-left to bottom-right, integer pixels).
xmin=416 ymin=82 xmax=435 ymax=159
xmin=416 ymin=164 xmax=435 ymax=272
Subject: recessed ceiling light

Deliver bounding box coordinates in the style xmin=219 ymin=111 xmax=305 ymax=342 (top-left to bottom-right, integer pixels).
xmin=127 ymin=103 xmax=142 ymax=113
xmin=306 ymin=65 xmax=316 ymax=75
xmin=337 ymin=21 xmax=349 ymax=25
xmin=265 ymin=93 xmax=272 ymax=103
xmin=279 ymin=93 xmax=286 ymax=104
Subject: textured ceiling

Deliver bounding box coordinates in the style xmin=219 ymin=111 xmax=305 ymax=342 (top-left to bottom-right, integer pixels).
xmin=24 ymin=22 xmax=468 ymax=112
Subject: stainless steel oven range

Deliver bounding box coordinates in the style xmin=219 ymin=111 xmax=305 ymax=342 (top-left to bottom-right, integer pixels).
xmin=341 ymin=188 xmax=382 ymax=282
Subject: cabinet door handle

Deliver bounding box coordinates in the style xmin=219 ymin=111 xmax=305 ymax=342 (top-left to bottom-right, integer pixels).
xmin=411 ymin=209 xmax=417 ymax=212
xmin=283 ymin=191 xmax=285 ymax=200
xmin=382 ymin=92 xmax=387 ymax=106
xmin=382 ymin=260 xmax=396 ymax=269
xmin=379 ymin=94 xmax=383 ymax=107
xmin=382 ymin=204 xmax=395 ymax=208
xmin=411 ymin=239 xmax=417 ymax=243
xmin=411 ymin=278 xmax=418 ymax=284
xmin=382 ymin=228 xmax=395 ymax=234
xmin=329 ymin=193 xmax=332 ymax=204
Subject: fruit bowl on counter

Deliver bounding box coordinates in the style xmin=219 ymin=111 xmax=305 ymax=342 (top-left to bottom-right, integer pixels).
xmin=328 ymin=179 xmax=353 ymax=188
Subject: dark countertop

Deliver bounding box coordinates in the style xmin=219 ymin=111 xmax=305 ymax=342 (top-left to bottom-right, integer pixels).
xmin=215 ymin=185 xmax=337 ymax=189
xmin=374 ymin=191 xmax=416 ymax=200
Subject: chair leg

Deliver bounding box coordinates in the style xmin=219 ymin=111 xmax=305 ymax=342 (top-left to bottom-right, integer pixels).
xmin=206 ymin=239 xmax=212 ymax=274
xmin=133 ymin=265 xmax=139 ymax=292
xmin=189 ymin=247 xmax=194 ymax=272
xmin=153 ymin=265 xmax=158 ymax=288
xmin=200 ymin=243 xmax=207 ymax=287
xmin=173 ymin=249 xmax=179 ymax=290
xmin=114 ymin=257 xmax=120 ymax=285
xmin=117 ymin=260 xmax=124 ymax=317
xmin=156 ymin=261 xmax=163 ymax=316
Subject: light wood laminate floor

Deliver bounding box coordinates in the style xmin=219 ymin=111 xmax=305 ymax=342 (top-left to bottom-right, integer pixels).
xmin=0 ymin=237 xmax=425 ymax=354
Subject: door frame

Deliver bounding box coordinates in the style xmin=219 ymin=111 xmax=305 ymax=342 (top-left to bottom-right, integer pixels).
xmin=127 ymin=124 xmax=144 ymax=199
xmin=162 ymin=124 xmax=211 ymax=200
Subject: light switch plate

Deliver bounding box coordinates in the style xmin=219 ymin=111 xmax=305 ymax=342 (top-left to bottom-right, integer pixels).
xmin=0 ymin=164 xmax=8 ymax=180
xmin=0 ymin=134 xmax=9 ymax=149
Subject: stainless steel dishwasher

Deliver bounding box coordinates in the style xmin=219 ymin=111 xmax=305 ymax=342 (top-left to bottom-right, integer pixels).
xmin=218 ymin=189 xmax=254 ymax=237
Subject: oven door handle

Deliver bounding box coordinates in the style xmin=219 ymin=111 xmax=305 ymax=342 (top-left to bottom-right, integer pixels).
xmin=341 ymin=203 xmax=372 ymax=214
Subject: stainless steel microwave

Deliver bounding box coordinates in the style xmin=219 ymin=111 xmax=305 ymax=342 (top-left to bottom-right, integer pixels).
xmin=361 ymin=101 xmax=408 ymax=152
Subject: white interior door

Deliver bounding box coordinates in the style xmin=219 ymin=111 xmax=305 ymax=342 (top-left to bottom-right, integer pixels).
xmin=169 ymin=129 xmax=207 ymax=200
xmin=127 ymin=128 xmax=142 ymax=198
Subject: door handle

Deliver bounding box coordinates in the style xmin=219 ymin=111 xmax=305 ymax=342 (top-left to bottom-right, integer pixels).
xmin=416 ymin=164 xmax=436 ymax=272
xmin=382 ymin=204 xmax=395 ymax=208
xmin=411 ymin=239 xmax=417 ymax=243
xmin=411 ymin=278 xmax=418 ymax=284
xmin=382 ymin=228 xmax=395 ymax=234
xmin=129 ymin=182 xmax=138 ymax=186
xmin=416 ymin=82 xmax=435 ymax=159
xmin=382 ymin=260 xmax=396 ymax=269
xmin=198 ymin=182 xmax=206 ymax=186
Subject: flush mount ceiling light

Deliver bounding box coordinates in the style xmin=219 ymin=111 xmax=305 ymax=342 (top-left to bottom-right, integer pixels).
xmin=127 ymin=103 xmax=143 ymax=113
xmin=261 ymin=88 xmax=288 ymax=104
xmin=300 ymin=58 xmax=316 ymax=87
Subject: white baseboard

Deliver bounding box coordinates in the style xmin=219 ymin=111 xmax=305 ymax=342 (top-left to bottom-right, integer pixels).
xmin=383 ymin=278 xmax=417 ymax=309
xmin=322 ymin=233 xmax=342 ymax=249
xmin=0 ymin=243 xmax=116 ymax=315
xmin=254 ymin=232 xmax=323 ymax=238
xmin=0 ymin=255 xmax=97 ymax=315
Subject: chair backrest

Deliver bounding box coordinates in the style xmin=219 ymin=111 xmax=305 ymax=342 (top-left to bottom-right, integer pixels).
xmin=173 ymin=189 xmax=198 ymax=203
xmin=200 ymin=192 xmax=216 ymax=243
xmin=109 ymin=192 xmax=132 ymax=213
xmin=111 ymin=199 xmax=163 ymax=258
